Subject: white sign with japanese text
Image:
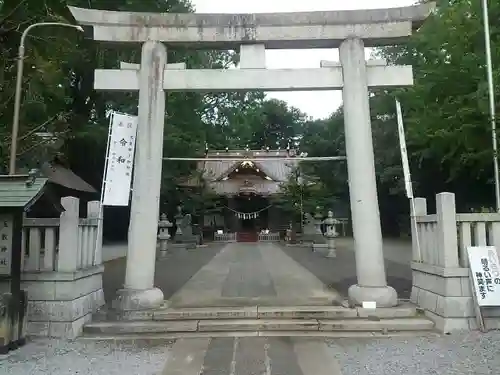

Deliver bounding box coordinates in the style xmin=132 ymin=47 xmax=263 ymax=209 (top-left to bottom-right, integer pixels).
xmin=467 ymin=246 xmax=500 ymax=306
xmin=0 ymin=214 xmax=13 ymax=275
xmin=103 ymin=113 xmax=138 ymax=206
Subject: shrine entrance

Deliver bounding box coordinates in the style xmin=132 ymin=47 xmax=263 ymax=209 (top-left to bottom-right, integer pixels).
xmin=69 ymin=4 xmax=434 ymax=312
xmin=234 ymin=194 xmax=267 ymax=243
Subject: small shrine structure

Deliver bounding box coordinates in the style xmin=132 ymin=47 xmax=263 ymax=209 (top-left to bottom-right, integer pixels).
xmin=181 ymin=149 xmax=299 ymax=241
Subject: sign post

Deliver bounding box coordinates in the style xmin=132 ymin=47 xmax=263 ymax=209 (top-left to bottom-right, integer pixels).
xmin=467 ymin=246 xmax=500 ymax=332
xmin=94 ymin=112 xmax=138 ymax=265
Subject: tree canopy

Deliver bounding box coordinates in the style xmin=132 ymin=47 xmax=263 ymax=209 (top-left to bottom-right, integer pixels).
xmin=1 ymin=0 xmax=499 ymax=237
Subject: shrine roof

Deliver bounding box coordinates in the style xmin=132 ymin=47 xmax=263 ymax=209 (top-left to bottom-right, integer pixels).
xmin=40 ymin=163 xmax=97 ymax=193
xmin=0 ymin=175 xmax=48 ymax=209
xmin=199 ymin=149 xmax=299 ymax=183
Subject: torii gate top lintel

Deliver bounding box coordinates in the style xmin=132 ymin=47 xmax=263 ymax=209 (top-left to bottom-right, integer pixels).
xmin=68 ymin=3 xmax=435 ymax=47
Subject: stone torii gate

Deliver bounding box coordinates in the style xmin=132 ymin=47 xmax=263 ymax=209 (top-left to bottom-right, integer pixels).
xmin=69 ymin=4 xmax=434 ymax=310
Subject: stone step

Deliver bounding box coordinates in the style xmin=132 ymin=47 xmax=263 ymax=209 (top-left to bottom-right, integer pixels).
xmin=83 ymin=316 xmax=434 ymax=335
xmin=152 ymin=304 xmax=417 ymax=321
xmin=79 ymin=330 xmax=441 ymax=341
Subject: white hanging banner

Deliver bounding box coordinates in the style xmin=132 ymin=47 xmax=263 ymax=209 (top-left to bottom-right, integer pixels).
xmin=103 ymin=112 xmax=138 ymax=206
xmin=395 ymin=99 xmax=414 ymax=199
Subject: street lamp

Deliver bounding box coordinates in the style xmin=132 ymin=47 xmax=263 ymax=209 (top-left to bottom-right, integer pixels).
xmin=481 ymin=0 xmax=500 ymax=211
xmin=8 ymin=22 xmax=84 ymax=175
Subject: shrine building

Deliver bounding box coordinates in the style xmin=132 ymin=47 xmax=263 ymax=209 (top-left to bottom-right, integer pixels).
xmin=185 ymin=149 xmax=299 ymax=242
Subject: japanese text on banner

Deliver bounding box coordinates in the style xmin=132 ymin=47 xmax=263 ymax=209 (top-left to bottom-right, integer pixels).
xmin=467 ymin=246 xmax=500 ymax=306
xmin=103 ymin=113 xmax=138 ymax=206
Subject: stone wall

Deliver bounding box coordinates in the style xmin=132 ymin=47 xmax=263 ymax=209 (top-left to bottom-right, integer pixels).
xmin=23 ymin=266 xmax=104 ymax=338
xmin=12 ymin=197 xmax=104 ymax=338
xmin=411 ymin=192 xmax=500 ymax=332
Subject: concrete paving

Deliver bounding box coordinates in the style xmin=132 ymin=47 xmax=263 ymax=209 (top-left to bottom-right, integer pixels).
xmin=102 ymin=239 xmax=413 ymax=306
xmin=168 ymin=243 xmax=340 ymax=307
xmin=281 ymin=239 xmax=413 ymax=300
xmin=160 ymin=337 xmax=341 ymax=375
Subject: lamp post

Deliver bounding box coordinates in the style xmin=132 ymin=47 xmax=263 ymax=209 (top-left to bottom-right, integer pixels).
xmin=9 ymin=22 xmax=84 ymax=175
xmin=481 ymin=0 xmax=500 ymax=211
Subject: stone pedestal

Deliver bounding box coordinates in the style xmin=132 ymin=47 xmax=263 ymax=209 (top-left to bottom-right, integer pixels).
xmin=312 ymin=208 xmax=326 ymax=252
xmin=118 ymin=40 xmax=168 ymax=311
xmin=340 ymin=38 xmax=397 ymax=307
xmin=157 ymin=213 xmax=172 ymax=258
xmin=325 ymin=238 xmax=336 ymax=258
xmin=323 ymin=211 xmax=338 ymax=258
xmin=23 ymin=266 xmax=104 ymax=339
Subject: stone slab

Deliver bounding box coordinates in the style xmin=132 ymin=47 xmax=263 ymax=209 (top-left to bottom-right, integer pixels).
xmin=424 ymin=310 xmax=472 ymax=333
xmin=83 ymin=320 xmax=198 ymax=334
xmin=154 ymin=306 xmax=258 ymax=320
xmin=27 ymin=312 xmax=94 ymax=339
xmin=95 ymin=66 xmax=414 ymax=92
xmin=412 ymin=269 xmax=465 ymax=296
xmin=356 ymin=304 xmax=417 ymax=318
xmin=197 ymin=319 xmax=320 ymax=332
xmin=318 ymin=318 xmax=434 ymax=331
xmin=79 ymin=330 xmax=440 ymax=341
xmin=49 ymin=312 xmax=93 ymax=339
xmin=69 ymin=4 xmax=434 ymax=47
xmin=411 ymin=262 xmax=469 ymax=278
xmin=27 ymin=289 xmax=104 ymax=322
xmin=435 ymin=295 xmax=474 ymax=318
xmin=109 ymin=309 xmax=156 ymax=321
xmin=22 ymin=272 xmax=103 ymax=301
xmin=22 ymin=265 xmax=104 ymax=282
xmin=257 ymin=306 xmax=357 ymax=319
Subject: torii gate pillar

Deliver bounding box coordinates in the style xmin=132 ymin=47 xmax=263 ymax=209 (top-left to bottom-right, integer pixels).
xmin=340 ymin=38 xmax=397 ymax=307
xmin=113 ymin=41 xmax=167 ymax=311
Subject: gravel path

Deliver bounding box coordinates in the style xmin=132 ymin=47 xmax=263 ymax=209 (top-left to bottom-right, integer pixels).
xmin=0 ymin=339 xmax=172 ymax=375
xmin=328 ymin=331 xmax=500 ymax=375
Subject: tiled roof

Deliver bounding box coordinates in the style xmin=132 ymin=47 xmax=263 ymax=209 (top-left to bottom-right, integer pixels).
xmin=0 ymin=175 xmax=47 ymax=208
xmin=199 ymin=150 xmax=299 ymax=183
xmin=40 ymin=163 xmax=97 ymax=193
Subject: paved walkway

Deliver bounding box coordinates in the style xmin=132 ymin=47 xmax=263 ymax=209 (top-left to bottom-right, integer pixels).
xmin=161 ymin=337 xmax=340 ymax=375
xmin=168 ymin=243 xmax=340 ymax=307
xmin=102 ymin=239 xmax=413 ymax=306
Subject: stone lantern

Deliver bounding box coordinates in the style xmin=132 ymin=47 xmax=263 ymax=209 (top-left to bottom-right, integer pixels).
xmin=158 ymin=213 xmax=172 ymax=258
xmin=311 ymin=206 xmax=327 ymax=252
xmin=313 ymin=206 xmax=323 ymax=237
xmin=323 ymin=211 xmax=339 ymax=258
xmin=174 ymin=205 xmax=183 ymax=241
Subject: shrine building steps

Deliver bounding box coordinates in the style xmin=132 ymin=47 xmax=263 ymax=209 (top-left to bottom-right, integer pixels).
xmin=80 ymin=303 xmax=438 ymax=340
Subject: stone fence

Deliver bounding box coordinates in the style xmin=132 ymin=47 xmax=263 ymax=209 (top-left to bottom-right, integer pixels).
xmin=411 ymin=192 xmax=500 ymax=332
xmin=258 ymin=232 xmax=281 ymax=242
xmin=214 ymin=233 xmax=237 ymax=242
xmin=20 ymin=197 xmax=104 ymax=338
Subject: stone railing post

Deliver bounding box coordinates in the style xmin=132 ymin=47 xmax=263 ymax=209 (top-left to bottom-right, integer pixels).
xmin=57 ymin=197 xmax=80 ymax=272
xmin=87 ymin=200 xmax=101 ymax=265
xmin=436 ymin=192 xmax=459 ymax=267
xmin=410 ymin=197 xmax=427 ymax=262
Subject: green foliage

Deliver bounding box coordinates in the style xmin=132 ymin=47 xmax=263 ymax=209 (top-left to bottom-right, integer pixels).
xmin=3 ymin=0 xmax=500 ymax=236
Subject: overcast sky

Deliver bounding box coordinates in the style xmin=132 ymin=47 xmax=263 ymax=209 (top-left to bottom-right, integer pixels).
xmin=191 ymin=0 xmax=417 ymax=119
